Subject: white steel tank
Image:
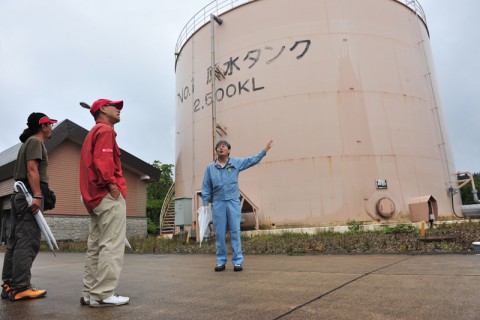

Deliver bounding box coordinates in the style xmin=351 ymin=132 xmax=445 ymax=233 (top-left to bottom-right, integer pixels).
xmin=175 ymin=0 xmax=460 ymax=228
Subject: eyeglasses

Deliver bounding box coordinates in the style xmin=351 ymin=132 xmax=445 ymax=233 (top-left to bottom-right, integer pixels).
xmin=103 ymin=104 xmax=121 ymax=110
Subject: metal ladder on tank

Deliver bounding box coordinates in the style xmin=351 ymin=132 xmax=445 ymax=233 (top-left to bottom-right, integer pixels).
xmin=159 ymin=183 xmax=176 ymax=236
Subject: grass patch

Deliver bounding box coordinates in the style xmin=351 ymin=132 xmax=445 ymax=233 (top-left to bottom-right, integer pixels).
xmin=40 ymin=221 xmax=480 ymax=255
xmin=382 ymin=224 xmax=419 ymax=234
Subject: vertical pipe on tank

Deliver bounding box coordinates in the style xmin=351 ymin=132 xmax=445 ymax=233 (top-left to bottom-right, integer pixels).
xmin=413 ymin=9 xmax=454 ymax=189
xmin=191 ymin=45 xmax=197 ymax=241
xmin=210 ymin=14 xmax=223 ymax=160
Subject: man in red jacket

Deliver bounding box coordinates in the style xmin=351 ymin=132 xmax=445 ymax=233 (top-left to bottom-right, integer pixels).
xmin=79 ymin=98 xmax=129 ymax=307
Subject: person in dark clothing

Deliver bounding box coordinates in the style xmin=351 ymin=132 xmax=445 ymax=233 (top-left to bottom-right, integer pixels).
xmin=1 ymin=112 xmax=57 ymax=301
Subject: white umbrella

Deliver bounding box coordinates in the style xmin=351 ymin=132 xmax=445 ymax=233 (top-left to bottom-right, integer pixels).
xmin=124 ymin=237 xmax=132 ymax=250
xmin=14 ymin=181 xmax=58 ymax=256
xmin=198 ymin=205 xmax=212 ymax=247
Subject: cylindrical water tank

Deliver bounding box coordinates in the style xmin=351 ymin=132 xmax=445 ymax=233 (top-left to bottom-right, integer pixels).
xmin=175 ymin=0 xmax=461 ymax=228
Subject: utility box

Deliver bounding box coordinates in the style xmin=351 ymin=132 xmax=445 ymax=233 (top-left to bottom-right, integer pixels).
xmin=175 ymin=198 xmax=192 ymax=226
xmin=409 ymin=195 xmax=438 ymax=222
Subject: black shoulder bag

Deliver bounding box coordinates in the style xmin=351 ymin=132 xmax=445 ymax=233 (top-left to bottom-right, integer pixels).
xmin=40 ymin=182 xmax=56 ymax=211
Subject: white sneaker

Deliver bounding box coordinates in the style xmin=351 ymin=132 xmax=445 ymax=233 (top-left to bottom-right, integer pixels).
xmin=80 ymin=296 xmax=90 ymax=305
xmin=90 ymin=294 xmax=130 ymax=307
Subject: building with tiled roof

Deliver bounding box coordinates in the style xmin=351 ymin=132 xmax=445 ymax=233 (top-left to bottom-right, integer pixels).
xmin=0 ymin=119 xmax=160 ymax=243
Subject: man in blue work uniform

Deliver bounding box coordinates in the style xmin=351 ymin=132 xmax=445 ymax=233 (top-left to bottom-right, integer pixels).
xmin=202 ymin=139 xmax=273 ymax=272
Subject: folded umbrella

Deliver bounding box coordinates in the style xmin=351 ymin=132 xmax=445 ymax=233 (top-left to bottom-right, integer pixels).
xmin=125 ymin=237 xmax=132 ymax=250
xmin=198 ymin=205 xmax=212 ymax=247
xmin=14 ymin=181 xmax=58 ymax=256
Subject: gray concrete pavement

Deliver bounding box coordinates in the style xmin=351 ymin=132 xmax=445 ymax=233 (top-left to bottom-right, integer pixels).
xmin=0 ymin=252 xmax=479 ymax=320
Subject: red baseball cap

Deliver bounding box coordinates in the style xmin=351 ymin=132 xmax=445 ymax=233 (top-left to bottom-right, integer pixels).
xmin=27 ymin=112 xmax=58 ymax=126
xmin=90 ymin=99 xmax=124 ymax=115
xmin=39 ymin=115 xmax=58 ymax=124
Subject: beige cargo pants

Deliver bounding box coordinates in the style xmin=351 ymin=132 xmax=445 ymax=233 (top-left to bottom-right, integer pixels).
xmin=82 ymin=193 xmax=126 ymax=301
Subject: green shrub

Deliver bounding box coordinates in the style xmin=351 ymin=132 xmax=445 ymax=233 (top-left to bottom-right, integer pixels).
xmin=147 ymin=219 xmax=158 ymax=235
xmin=347 ymin=220 xmax=363 ymax=233
xmin=383 ymin=224 xmax=418 ymax=234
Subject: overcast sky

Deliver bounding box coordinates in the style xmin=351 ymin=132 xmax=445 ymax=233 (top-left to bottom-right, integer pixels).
xmin=1 ymin=0 xmax=479 ymax=173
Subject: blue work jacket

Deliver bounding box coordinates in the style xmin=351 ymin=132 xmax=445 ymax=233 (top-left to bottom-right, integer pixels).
xmin=202 ymin=149 xmax=266 ymax=206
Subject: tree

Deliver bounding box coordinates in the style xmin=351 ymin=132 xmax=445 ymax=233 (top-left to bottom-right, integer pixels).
xmin=146 ymin=161 xmax=174 ymax=234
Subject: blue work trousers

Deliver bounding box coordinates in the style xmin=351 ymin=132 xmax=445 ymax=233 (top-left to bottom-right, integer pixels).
xmin=212 ymin=198 xmax=243 ymax=266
